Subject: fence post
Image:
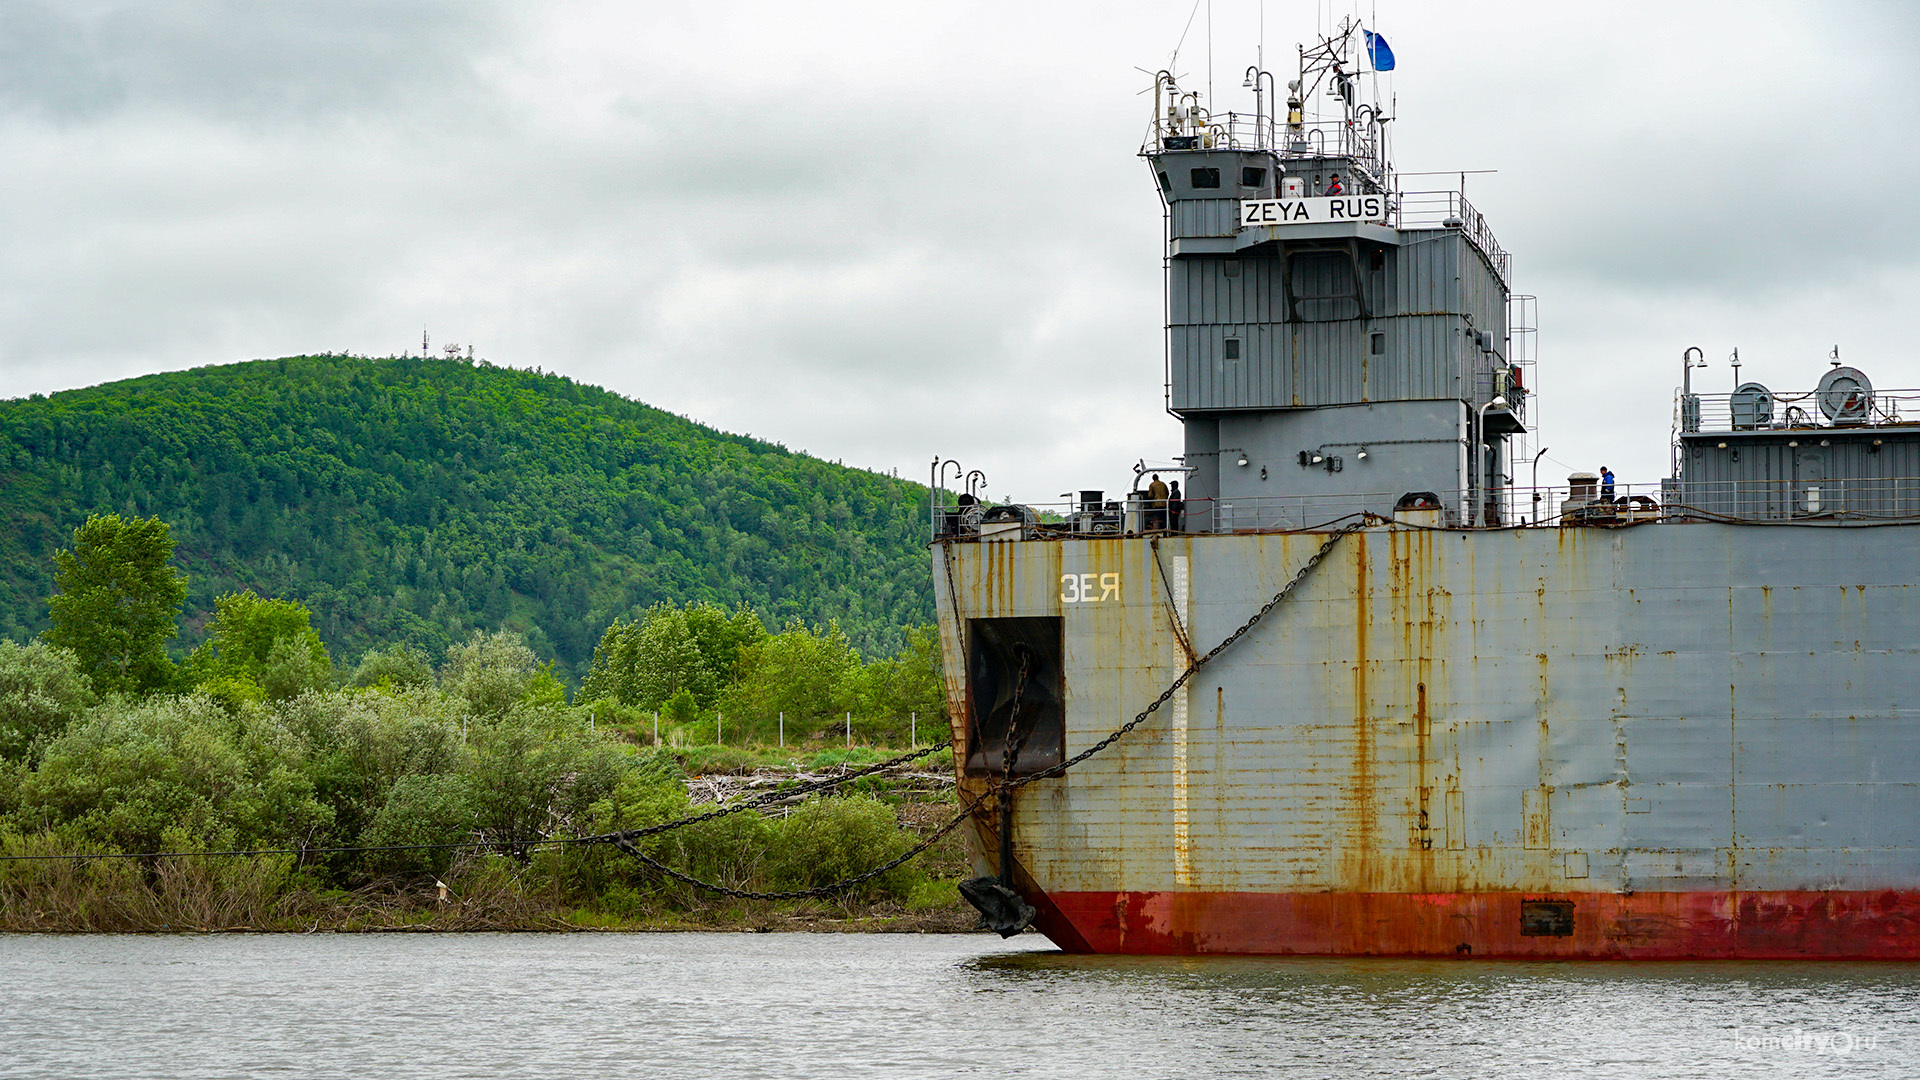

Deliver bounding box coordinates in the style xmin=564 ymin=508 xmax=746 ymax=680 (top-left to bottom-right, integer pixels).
xmin=717 ymin=710 xmax=722 ymax=745
xmin=846 ymin=711 xmax=851 ymax=749
xmin=911 ymin=711 xmax=916 ymax=748
xmin=653 ymin=711 xmax=659 ymax=747
xmin=779 ymin=711 xmax=784 ymax=748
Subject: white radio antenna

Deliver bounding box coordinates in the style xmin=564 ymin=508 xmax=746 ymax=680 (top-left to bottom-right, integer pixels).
xmin=1169 ymin=0 xmax=1203 ymax=72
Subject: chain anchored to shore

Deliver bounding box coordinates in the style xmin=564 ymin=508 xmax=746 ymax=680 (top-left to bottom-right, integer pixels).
xmin=7 ymin=525 xmax=1366 ymax=922
xmin=603 ymin=520 xmax=1367 ymax=923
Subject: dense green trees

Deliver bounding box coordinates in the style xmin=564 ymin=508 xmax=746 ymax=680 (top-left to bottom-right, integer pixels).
xmin=0 ymin=636 xmax=956 ymax=923
xmin=15 ymin=693 xmax=330 ymax=855
xmin=0 ymin=642 xmax=96 ymax=764
xmin=579 ymin=601 xmax=945 ymax=745
xmin=0 ymin=356 xmax=937 ymax=676
xmin=579 ymin=602 xmax=767 ymax=712
xmin=722 ymin=619 xmax=865 ymax=735
xmin=0 ymin=372 xmax=963 ymax=926
xmin=43 ymin=515 xmax=187 ymax=694
xmin=183 ymin=590 xmax=334 ymax=704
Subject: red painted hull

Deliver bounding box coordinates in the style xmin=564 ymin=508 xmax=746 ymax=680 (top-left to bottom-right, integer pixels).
xmin=1030 ymin=888 xmax=1920 ymax=958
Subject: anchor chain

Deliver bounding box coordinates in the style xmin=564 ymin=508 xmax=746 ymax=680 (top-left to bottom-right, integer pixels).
xmin=610 ymin=795 xmax=985 ymax=902
xmin=998 ymin=648 xmax=1035 ymax=788
xmin=1004 ymin=521 xmax=1365 ymax=791
xmin=962 ymin=647 xmax=1040 ymax=934
xmin=597 ymin=739 xmax=950 ymax=850
xmin=601 ymin=524 xmax=1365 ymax=901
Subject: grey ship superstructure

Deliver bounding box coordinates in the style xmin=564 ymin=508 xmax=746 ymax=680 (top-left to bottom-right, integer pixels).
xmin=933 ymin=20 xmax=1920 ymax=958
xmin=1147 ymin=34 xmax=1527 ymax=532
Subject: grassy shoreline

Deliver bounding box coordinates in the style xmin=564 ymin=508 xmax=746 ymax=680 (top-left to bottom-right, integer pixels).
xmin=3 ymin=744 xmax=981 ymax=935
xmin=3 ymin=624 xmax=979 ymax=934
xmin=0 ymin=857 xmax=984 ymax=934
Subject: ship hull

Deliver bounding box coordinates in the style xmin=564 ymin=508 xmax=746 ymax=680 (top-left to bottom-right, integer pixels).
xmin=1033 ymin=888 xmax=1920 ymax=958
xmin=936 ymin=523 xmax=1920 ymax=959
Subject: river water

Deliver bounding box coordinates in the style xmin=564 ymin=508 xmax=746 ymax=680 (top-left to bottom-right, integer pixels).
xmin=3 ymin=932 xmax=1917 ymax=1078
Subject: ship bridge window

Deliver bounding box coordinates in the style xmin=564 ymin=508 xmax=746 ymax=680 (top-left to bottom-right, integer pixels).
xmin=1190 ymin=167 xmax=1221 ymax=189
xmin=964 ymin=617 xmax=1065 ymax=777
xmin=1370 ymin=332 xmax=1385 ymax=355
xmin=1223 ymin=337 xmax=1242 ymax=360
xmin=1156 ymin=171 xmax=1171 ymax=194
xmin=1240 ymin=166 xmax=1267 ymax=188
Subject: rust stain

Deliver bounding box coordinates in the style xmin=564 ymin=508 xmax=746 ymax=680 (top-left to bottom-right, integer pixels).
xmin=1523 ymin=787 xmax=1552 ymax=850
xmin=1213 ymin=684 xmax=1228 ymax=862
xmin=1171 ymin=545 xmax=1193 ymax=887
xmin=1350 ymin=535 xmax=1376 ymax=891
xmin=1046 ymin=887 xmax=1920 ymax=958
xmin=1415 ymin=680 xmax=1433 ymax=891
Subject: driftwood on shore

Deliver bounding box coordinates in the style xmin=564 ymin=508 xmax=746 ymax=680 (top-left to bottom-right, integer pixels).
xmin=682 ymin=769 xmax=955 ymax=813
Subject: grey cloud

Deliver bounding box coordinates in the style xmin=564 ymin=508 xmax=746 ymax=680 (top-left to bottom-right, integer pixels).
xmin=0 ymin=0 xmax=507 ymax=122
xmin=1 ymin=0 xmax=1913 ymax=506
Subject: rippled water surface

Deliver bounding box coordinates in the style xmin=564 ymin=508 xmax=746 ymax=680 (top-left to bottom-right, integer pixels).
xmin=4 ymin=932 xmax=1920 ymax=1078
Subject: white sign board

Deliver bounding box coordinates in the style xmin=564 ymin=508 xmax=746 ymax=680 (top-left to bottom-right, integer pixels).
xmin=1240 ymin=194 xmax=1390 ymax=228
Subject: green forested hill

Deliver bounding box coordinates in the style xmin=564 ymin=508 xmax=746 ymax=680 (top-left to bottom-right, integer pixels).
xmin=0 ymin=355 xmax=935 ymax=674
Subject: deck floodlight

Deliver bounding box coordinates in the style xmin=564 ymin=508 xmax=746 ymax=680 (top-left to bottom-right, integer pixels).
xmin=1356 ymin=447 xmax=1369 ymax=460
xmin=1237 ymin=455 xmax=1249 ymax=467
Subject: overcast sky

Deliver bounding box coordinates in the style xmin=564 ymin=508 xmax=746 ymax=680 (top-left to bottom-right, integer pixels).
xmin=3 ymin=0 xmax=1916 ymax=503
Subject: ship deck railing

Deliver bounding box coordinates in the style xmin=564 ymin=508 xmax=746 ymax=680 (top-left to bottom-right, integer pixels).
xmin=1393 ymin=190 xmax=1511 ymax=285
xmin=1142 ymin=115 xmax=1386 ymax=176
xmin=934 ymin=486 xmax=1589 ymax=538
xmin=1679 ymin=387 xmax=1920 ymax=434
xmin=1667 ymin=475 xmax=1920 ymax=522
xmin=931 ymin=477 xmax=1920 ymax=541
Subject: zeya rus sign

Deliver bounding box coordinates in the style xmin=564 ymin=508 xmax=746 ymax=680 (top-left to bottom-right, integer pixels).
xmin=1240 ymin=194 xmax=1389 ymax=227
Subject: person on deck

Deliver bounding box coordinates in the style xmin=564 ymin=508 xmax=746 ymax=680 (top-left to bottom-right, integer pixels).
xmin=1146 ymin=473 xmax=1169 ymax=531
xmin=1168 ymin=480 xmax=1186 ymax=533
xmin=1600 ymin=467 xmax=1616 ymax=499
xmin=1324 ymin=173 xmax=1345 ymax=196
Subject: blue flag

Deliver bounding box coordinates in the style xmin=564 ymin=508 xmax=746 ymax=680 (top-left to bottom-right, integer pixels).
xmin=1365 ymin=30 xmax=1396 ymax=71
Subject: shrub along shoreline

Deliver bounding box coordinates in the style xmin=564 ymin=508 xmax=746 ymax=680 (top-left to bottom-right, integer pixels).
xmin=0 ymin=514 xmax=977 ymax=933
xmin=0 ymin=639 xmax=975 ymax=935
xmin=0 ymin=726 xmax=975 ymax=934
